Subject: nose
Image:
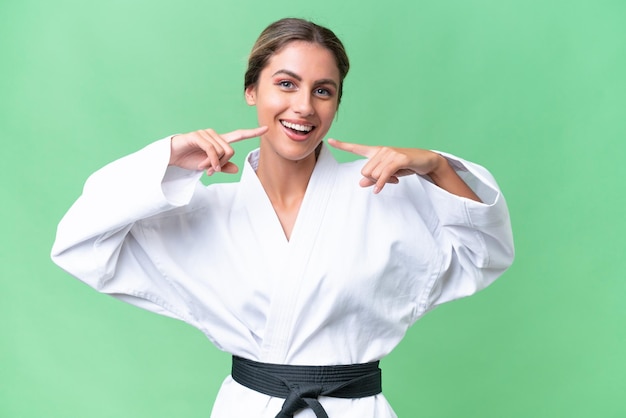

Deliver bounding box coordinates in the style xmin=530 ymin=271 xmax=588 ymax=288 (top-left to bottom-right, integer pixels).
xmin=292 ymin=91 xmax=314 ymax=116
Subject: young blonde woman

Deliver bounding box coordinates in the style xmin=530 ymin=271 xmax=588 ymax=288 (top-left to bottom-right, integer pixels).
xmin=52 ymin=17 xmax=514 ymax=418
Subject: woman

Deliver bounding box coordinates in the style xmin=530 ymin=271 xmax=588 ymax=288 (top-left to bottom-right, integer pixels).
xmin=52 ymin=18 xmax=514 ymax=418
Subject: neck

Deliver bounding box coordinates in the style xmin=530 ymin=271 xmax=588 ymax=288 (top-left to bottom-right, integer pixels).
xmin=255 ymin=144 xmax=322 ymax=241
xmin=256 ymin=147 xmax=318 ymax=207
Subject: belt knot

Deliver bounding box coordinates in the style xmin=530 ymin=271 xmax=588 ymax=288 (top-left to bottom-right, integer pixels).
xmin=278 ymin=383 xmax=326 ymax=418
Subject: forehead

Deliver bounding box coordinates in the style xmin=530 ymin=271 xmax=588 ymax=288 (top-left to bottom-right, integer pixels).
xmin=262 ymin=41 xmax=340 ymax=82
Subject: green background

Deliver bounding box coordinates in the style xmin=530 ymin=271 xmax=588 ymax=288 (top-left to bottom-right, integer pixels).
xmin=2 ymin=0 xmax=625 ymax=416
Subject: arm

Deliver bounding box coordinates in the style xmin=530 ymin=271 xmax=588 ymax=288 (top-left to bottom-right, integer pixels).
xmin=420 ymin=155 xmax=513 ymax=309
xmin=52 ymin=127 xmax=267 ymax=272
xmin=327 ymin=138 xmax=514 ymax=311
xmin=51 ymin=137 xmax=204 ymax=319
xmin=426 ymin=153 xmax=481 ymax=202
xmin=51 ymin=127 xmax=266 ymax=319
xmin=327 ymin=138 xmax=481 ymax=201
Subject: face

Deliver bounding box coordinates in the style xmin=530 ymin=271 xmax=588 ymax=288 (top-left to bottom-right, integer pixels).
xmin=245 ymin=41 xmax=340 ymax=164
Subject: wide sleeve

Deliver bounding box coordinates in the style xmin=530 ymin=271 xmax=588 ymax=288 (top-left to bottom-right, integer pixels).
xmin=416 ymin=152 xmax=515 ymax=314
xmin=51 ymin=137 xmax=204 ymax=321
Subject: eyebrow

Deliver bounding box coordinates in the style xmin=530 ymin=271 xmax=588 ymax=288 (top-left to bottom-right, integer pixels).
xmin=271 ymin=69 xmax=338 ymax=89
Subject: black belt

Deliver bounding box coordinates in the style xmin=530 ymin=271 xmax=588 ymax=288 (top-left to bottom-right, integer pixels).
xmin=231 ymin=355 xmax=382 ymax=418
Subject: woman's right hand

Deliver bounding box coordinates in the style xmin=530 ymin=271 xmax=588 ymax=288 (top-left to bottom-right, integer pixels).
xmin=169 ymin=126 xmax=268 ymax=175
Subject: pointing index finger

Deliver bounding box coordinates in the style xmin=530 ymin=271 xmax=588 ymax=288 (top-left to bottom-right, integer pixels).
xmin=327 ymin=138 xmax=376 ymax=158
xmin=222 ymin=126 xmax=268 ymax=144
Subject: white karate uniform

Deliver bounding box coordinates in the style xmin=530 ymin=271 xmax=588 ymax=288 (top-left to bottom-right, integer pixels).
xmin=51 ymin=137 xmax=514 ymax=417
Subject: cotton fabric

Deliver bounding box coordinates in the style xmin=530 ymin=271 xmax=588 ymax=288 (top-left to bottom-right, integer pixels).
xmin=52 ymin=137 xmax=514 ymax=417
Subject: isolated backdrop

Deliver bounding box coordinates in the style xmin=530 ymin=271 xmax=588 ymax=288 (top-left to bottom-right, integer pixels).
xmin=2 ymin=0 xmax=625 ymax=417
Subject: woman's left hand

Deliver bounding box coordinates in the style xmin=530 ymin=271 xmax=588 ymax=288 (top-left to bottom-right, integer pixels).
xmin=327 ymin=138 xmax=481 ymax=201
xmin=327 ymin=138 xmax=444 ymax=193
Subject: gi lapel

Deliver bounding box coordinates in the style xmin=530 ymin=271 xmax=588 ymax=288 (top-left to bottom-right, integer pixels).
xmin=253 ymin=144 xmax=339 ymax=363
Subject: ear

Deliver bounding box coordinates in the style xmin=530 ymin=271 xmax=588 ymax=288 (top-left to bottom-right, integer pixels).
xmin=245 ymin=85 xmax=256 ymax=106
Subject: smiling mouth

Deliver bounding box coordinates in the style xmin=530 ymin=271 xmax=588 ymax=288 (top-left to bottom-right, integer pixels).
xmin=280 ymin=120 xmax=315 ymax=135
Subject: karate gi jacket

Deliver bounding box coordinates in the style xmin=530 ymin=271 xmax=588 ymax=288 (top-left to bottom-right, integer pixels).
xmin=51 ymin=137 xmax=515 ymax=417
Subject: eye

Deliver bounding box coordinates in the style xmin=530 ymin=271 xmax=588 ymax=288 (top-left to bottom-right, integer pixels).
xmin=314 ymin=87 xmax=334 ymax=98
xmin=277 ymin=80 xmax=295 ymax=89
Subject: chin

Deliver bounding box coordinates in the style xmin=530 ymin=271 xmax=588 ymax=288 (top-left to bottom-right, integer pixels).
xmin=261 ymin=128 xmax=322 ymax=158
xmin=281 ymin=144 xmax=321 ymax=162
xmin=269 ymin=140 xmax=322 ymax=163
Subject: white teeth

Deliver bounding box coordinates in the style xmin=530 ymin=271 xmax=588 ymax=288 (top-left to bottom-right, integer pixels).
xmin=281 ymin=121 xmax=313 ymax=133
